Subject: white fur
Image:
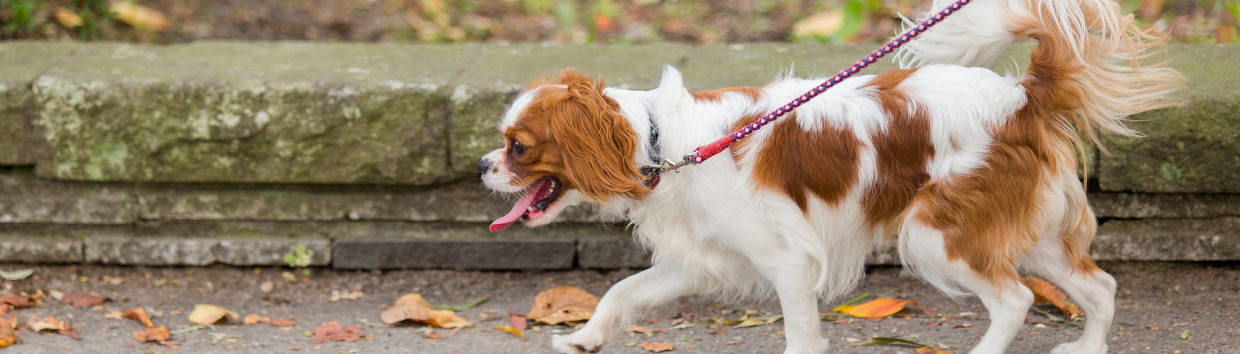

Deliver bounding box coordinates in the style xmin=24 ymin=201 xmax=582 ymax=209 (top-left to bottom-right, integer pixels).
xmin=478 ymin=0 xmax=1176 ymax=352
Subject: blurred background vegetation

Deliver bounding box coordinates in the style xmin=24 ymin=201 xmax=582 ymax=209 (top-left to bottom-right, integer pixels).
xmin=1 ymin=0 xmax=1237 ymax=43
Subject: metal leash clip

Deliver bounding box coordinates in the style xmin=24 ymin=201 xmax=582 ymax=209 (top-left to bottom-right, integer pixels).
xmin=646 ymin=153 xmax=695 ymax=174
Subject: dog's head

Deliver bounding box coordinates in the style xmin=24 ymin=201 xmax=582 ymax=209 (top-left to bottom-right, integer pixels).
xmin=480 ymin=69 xmax=648 ymax=231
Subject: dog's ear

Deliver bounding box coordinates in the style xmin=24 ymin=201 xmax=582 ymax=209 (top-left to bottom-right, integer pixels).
xmin=547 ymin=71 xmax=647 ymax=201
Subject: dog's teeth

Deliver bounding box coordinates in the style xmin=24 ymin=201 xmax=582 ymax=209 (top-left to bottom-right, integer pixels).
xmin=527 ymin=206 xmax=534 ymax=212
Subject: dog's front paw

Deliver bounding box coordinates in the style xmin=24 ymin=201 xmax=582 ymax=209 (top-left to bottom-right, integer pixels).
xmin=552 ymin=333 xmax=603 ymax=354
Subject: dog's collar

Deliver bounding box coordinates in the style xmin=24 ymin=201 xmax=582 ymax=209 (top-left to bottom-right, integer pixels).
xmin=639 ymin=115 xmax=661 ymax=190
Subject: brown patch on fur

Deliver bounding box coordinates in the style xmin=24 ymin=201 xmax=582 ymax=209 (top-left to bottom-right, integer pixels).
xmin=504 ymin=69 xmax=646 ymax=202
xmin=751 ymin=114 xmax=861 ymax=212
xmin=692 ymin=87 xmax=762 ymax=103
xmin=727 ymin=114 xmax=763 ymax=163
xmin=860 ymin=68 xmax=934 ymax=229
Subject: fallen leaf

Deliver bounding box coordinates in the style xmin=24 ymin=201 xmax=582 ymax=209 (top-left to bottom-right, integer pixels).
xmin=641 ymin=341 xmax=674 ymax=352
xmin=493 ymin=325 xmax=526 ymax=338
xmin=187 ymin=304 xmax=238 ymax=325
xmin=0 ymin=269 xmax=33 ymax=281
xmin=0 ymin=295 xmax=32 ymax=308
xmin=0 ymin=314 xmax=14 ymax=347
xmin=954 ymin=323 xmax=973 ymax=328
xmin=123 ymin=308 xmax=154 ymax=328
xmin=106 ymin=310 xmax=124 ymax=319
xmin=109 ymin=1 xmax=170 ymax=31
xmin=627 ymin=324 xmax=655 ymax=335
xmin=1179 ymin=330 xmax=1189 ymax=339
xmin=169 ymin=324 xmax=209 ymax=335
xmin=260 ymin=281 xmax=274 ymax=294
xmin=133 ymin=326 xmax=170 ymax=342
xmin=271 ymin=320 xmax=298 ymax=327
xmin=526 ymin=286 xmax=600 ymax=325
xmin=833 ymin=298 xmax=916 ymax=319
xmin=792 ymin=10 xmax=845 ymax=39
xmin=311 ymin=321 xmax=364 ymax=344
xmin=243 ymin=314 xmax=271 ymax=325
xmin=916 ymin=346 xmax=955 ymax=354
xmin=855 ymin=337 xmax=927 ymax=347
xmin=330 ymin=289 xmax=364 ymax=302
xmin=379 ymin=294 xmax=471 ymax=328
xmin=1021 ymin=278 xmax=1083 ymax=319
xmin=509 ymin=312 xmax=527 ymax=331
xmin=735 ymin=314 xmax=782 ymax=328
xmin=54 ymin=7 xmax=83 ymax=28
xmin=29 ymin=316 xmax=79 ymax=339
xmin=61 ymin=294 xmax=107 ymax=309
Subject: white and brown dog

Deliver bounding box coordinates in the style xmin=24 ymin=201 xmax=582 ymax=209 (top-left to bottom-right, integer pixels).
xmin=478 ymin=0 xmax=1180 ymax=353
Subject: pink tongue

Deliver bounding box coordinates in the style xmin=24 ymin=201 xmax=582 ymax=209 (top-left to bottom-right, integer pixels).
xmin=490 ymin=180 xmax=549 ymax=232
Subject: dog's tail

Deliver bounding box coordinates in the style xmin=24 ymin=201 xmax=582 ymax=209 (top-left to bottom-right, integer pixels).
xmin=897 ymin=0 xmax=1182 ymax=151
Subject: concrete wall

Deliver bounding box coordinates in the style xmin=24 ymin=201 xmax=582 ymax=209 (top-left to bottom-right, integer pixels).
xmin=1 ymin=41 xmax=1237 ymax=269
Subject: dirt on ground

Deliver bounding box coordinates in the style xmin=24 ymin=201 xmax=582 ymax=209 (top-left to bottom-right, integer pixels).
xmin=0 ymin=261 xmax=1235 ymax=353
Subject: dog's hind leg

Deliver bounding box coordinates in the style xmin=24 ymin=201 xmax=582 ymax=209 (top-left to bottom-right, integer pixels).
xmin=900 ymin=219 xmax=1035 ymax=354
xmin=1020 ymin=210 xmax=1115 ymax=354
xmin=551 ymin=264 xmax=701 ymax=354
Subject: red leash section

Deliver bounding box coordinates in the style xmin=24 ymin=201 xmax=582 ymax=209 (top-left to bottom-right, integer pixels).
xmin=684 ymin=0 xmax=973 ymax=166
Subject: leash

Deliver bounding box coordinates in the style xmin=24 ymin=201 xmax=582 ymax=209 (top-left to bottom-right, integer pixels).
xmin=645 ymin=0 xmax=973 ymax=175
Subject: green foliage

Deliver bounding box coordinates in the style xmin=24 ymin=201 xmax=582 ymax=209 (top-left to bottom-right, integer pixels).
xmin=282 ymin=243 xmax=314 ymax=268
xmin=67 ymin=0 xmax=114 ymax=40
xmin=0 ymin=0 xmax=43 ymax=36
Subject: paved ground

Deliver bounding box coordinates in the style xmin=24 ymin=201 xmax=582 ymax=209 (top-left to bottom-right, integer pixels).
xmin=1 ymin=262 xmax=1236 ymax=353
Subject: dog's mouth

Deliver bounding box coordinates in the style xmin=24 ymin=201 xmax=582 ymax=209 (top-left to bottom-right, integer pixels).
xmin=490 ymin=177 xmax=564 ymax=232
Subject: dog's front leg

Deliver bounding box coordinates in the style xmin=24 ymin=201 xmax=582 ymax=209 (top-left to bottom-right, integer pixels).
xmin=553 ymin=264 xmax=698 ymax=354
xmin=767 ymin=263 xmax=829 ymax=354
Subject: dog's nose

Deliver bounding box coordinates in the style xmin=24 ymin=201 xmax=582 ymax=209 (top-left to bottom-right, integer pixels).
xmin=478 ymin=158 xmax=492 ymax=176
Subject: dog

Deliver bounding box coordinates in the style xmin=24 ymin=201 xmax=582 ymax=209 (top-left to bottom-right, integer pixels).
xmin=478 ymin=0 xmax=1181 ymax=352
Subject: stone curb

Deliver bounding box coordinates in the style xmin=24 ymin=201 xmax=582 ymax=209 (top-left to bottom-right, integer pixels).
xmin=1 ymin=42 xmax=1234 ymax=192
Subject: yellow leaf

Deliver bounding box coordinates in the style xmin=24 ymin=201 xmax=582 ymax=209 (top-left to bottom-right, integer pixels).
xmin=526 ymin=286 xmax=599 ymax=325
xmin=109 ymin=1 xmax=170 ymax=31
xmin=243 ymin=313 xmax=271 ymax=325
xmin=917 ymin=346 xmax=955 ymax=354
xmin=792 ymin=11 xmax=845 ymax=39
xmin=187 ymin=304 xmax=238 ymax=325
xmin=54 ymin=7 xmax=83 ymax=28
xmin=493 ymin=325 xmax=526 ymax=338
xmin=833 ymin=298 xmax=915 ymax=319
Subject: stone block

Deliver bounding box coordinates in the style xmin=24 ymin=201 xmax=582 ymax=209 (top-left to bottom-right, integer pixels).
xmin=0 ymin=167 xmax=136 ymax=224
xmin=577 ymin=236 xmax=650 ymax=269
xmin=331 ymin=222 xmax=624 ymax=269
xmin=1092 ymin=218 xmax=1240 ymax=261
xmin=0 ymin=42 xmax=82 ymax=166
xmin=85 ymin=236 xmax=330 ymax=266
xmin=135 ymin=181 xmax=621 ymax=223
xmin=1089 ymin=193 xmax=1240 ymax=219
xmin=32 ymin=42 xmax=483 ymax=184
xmin=0 ymin=224 xmax=97 ymax=263
xmin=1098 ymin=44 xmax=1240 ymax=193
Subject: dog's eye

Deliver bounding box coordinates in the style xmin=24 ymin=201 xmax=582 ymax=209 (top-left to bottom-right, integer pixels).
xmin=511 ymin=140 xmax=526 ymax=155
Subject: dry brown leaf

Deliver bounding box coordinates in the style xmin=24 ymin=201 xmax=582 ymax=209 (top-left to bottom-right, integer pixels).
xmin=1021 ymin=277 xmax=1084 ymax=319
xmin=187 ymin=304 xmax=238 ymax=325
xmin=54 ymin=7 xmax=83 ymax=28
xmin=311 ymin=321 xmax=364 ymax=344
xmin=61 ymin=294 xmax=107 ymax=309
xmin=493 ymin=325 xmax=526 ymax=338
xmin=526 ymin=286 xmax=600 ymax=325
xmin=0 ymin=314 xmax=14 ymax=348
xmin=260 ymin=281 xmax=274 ymax=294
xmin=133 ymin=326 xmax=170 ymax=342
xmin=833 ymin=298 xmax=916 ymax=319
xmin=29 ymin=316 xmax=78 ymax=340
xmin=109 ymin=1 xmax=170 ymax=31
xmin=627 ymin=325 xmax=654 ymax=335
xmin=271 ymin=319 xmax=298 ymax=327
xmin=379 ymin=294 xmax=471 ymax=328
xmin=641 ymin=341 xmax=674 ymax=352
xmin=243 ymin=314 xmax=271 ymax=325
xmin=0 ymin=295 xmax=32 ymax=308
xmin=123 ymin=308 xmax=154 ymax=328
